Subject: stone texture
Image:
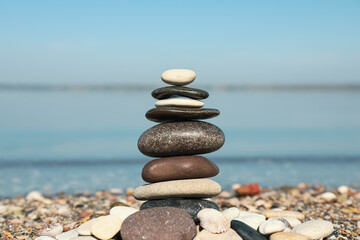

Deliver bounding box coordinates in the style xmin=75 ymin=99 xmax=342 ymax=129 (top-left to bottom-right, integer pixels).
xmin=161 ymin=69 xmax=196 ymax=86
xmin=146 ymin=107 xmax=220 ymax=122
xmin=40 ymin=225 xmax=63 ymax=237
xmin=76 ymin=219 xmax=97 ymax=236
xmin=138 ymin=121 xmax=225 ymax=157
xmin=222 ymin=207 xmax=240 ymax=221
xmin=291 ymin=220 xmax=333 ymax=239
xmin=155 ymin=98 xmax=204 ymax=108
xmin=194 ymin=229 xmax=243 ymax=240
xmin=269 ymin=217 xmax=301 ymax=228
xmin=120 ymin=207 xmax=196 ymax=240
xmin=134 ymin=179 xmax=222 ymax=200
xmin=90 ymin=215 xmax=122 ymax=240
xmin=262 ymin=210 xmax=305 ymax=220
xmin=258 ymin=219 xmax=286 ymax=235
xmin=270 ymin=232 xmax=309 ymax=240
xmin=35 ymin=237 xmax=56 ymax=240
xmin=231 ymin=220 xmax=267 ymax=240
xmin=142 ymin=156 xmax=219 ymax=182
xmin=234 ymin=214 xmax=266 ymax=230
xmin=55 ymin=230 xmax=78 ymax=240
xmin=140 ymin=199 xmax=219 ymax=222
xmin=152 ymin=86 xmax=209 ymax=100
xmin=109 ymin=206 xmax=138 ymax=222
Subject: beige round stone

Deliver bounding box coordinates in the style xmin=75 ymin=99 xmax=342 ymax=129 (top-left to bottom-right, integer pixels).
xmin=90 ymin=215 xmax=122 ymax=240
xmin=155 ymin=98 xmax=204 ymax=108
xmin=76 ymin=219 xmax=98 ymax=236
xmin=291 ymin=220 xmax=333 ymax=239
xmin=161 ymin=69 xmax=196 ymax=86
xmin=270 ymin=232 xmax=309 ymax=240
xmin=262 ymin=210 xmax=305 ymax=220
xmin=194 ymin=229 xmax=242 ymax=240
xmin=134 ymin=179 xmax=222 ymax=200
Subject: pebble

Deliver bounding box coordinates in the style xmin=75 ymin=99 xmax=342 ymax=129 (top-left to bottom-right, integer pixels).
xmin=134 ymin=179 xmax=222 ymax=200
xmin=235 ymin=183 xmax=260 ymax=196
xmin=109 ymin=206 xmax=138 ymax=222
xmin=138 ymin=121 xmax=225 ymax=157
xmin=234 ymin=214 xmax=266 ymax=230
xmin=197 ymin=208 xmax=230 ymax=233
xmin=161 ymin=69 xmax=196 ymax=86
xmin=269 ymin=232 xmax=309 ymax=240
xmin=258 ymin=219 xmax=286 ymax=235
xmin=222 ymin=207 xmax=240 ymax=221
xmin=26 ymin=191 xmax=44 ymax=202
xmin=121 ymin=207 xmax=196 ymax=240
xmin=142 ymin=156 xmax=219 ymax=182
xmin=262 ymin=210 xmax=305 ymax=220
xmin=55 ymin=229 xmax=78 ymax=240
xmin=291 ymin=220 xmax=333 ymax=239
xmin=231 ymin=220 xmax=267 ymax=240
xmin=146 ymin=107 xmax=220 ymax=122
xmin=141 ymin=199 xmax=219 ymax=222
xmin=35 ymin=237 xmax=56 ymax=240
xmin=90 ymin=215 xmax=122 ymax=240
xmin=40 ymin=225 xmax=63 ymax=237
xmin=338 ymin=185 xmax=350 ymax=194
xmin=76 ymin=219 xmax=97 ymax=236
xmin=155 ymin=98 xmax=204 ymax=108
xmin=269 ymin=217 xmax=301 ymax=228
xmin=194 ymin=229 xmax=243 ymax=240
xmin=69 ymin=237 xmax=97 ymax=240
xmin=320 ymin=192 xmax=337 ymax=202
xmin=152 ymin=86 xmax=209 ymax=100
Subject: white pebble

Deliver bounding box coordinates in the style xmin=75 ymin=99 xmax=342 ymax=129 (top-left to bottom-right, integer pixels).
xmin=221 ymin=207 xmax=240 ymax=221
xmin=291 ymin=220 xmax=333 ymax=239
xmin=40 ymin=225 xmax=63 ymax=237
xmin=76 ymin=219 xmax=98 ymax=236
xmin=161 ymin=69 xmax=196 ymax=86
xmin=197 ymin=208 xmax=230 ymax=234
xmin=35 ymin=237 xmax=56 ymax=240
xmin=155 ymin=98 xmax=204 ymax=108
xmin=109 ymin=206 xmax=138 ymax=222
xmin=259 ymin=219 xmax=286 ymax=235
xmin=234 ymin=213 xmax=266 ymax=230
xmin=26 ymin=191 xmax=44 ymax=201
xmin=338 ymin=185 xmax=349 ymax=194
xmin=55 ymin=229 xmax=78 ymax=240
xmin=91 ymin=215 xmax=122 ymax=240
xmin=269 ymin=217 xmax=301 ymax=228
xmin=320 ymin=192 xmax=337 ymax=202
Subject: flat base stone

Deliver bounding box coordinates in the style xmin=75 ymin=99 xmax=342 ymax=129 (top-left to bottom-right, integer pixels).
xmin=146 ymin=107 xmax=220 ymax=122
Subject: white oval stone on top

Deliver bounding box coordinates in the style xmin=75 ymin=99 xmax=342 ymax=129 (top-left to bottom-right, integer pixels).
xmin=161 ymin=69 xmax=196 ymax=86
xmin=155 ymin=98 xmax=204 ymax=108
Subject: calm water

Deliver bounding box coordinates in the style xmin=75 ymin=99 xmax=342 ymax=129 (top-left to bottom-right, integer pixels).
xmin=1 ymin=90 xmax=360 ymax=196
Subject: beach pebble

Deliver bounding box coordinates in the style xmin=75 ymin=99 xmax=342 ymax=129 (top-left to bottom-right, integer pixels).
xmin=291 ymin=220 xmax=333 ymax=239
xmin=259 ymin=219 xmax=286 ymax=235
xmin=121 ymin=207 xmax=196 ymax=240
xmin=35 ymin=237 xmax=56 ymax=240
xmin=161 ymin=69 xmax=196 ymax=86
xmin=194 ymin=229 xmax=242 ymax=240
xmin=234 ymin=214 xmax=265 ymax=230
xmin=235 ymin=183 xmax=260 ymax=196
xmin=138 ymin=121 xmax=225 ymax=157
xmin=40 ymin=225 xmax=63 ymax=237
xmin=263 ymin=210 xmax=305 ymax=220
xmin=90 ymin=215 xmax=122 ymax=240
xmin=231 ymin=220 xmax=267 ymax=240
xmin=338 ymin=185 xmax=350 ymax=194
xmin=26 ymin=191 xmax=44 ymax=202
xmin=269 ymin=217 xmax=301 ymax=228
xmin=197 ymin=208 xmax=230 ymax=233
xmin=134 ymin=179 xmax=221 ymax=200
xmin=155 ymin=98 xmax=204 ymax=108
xmin=152 ymin=86 xmax=208 ymax=100
xmin=320 ymin=192 xmax=337 ymax=202
xmin=269 ymin=232 xmax=309 ymax=240
xmin=109 ymin=206 xmax=138 ymax=222
xmin=222 ymin=207 xmax=240 ymax=221
xmin=146 ymin=107 xmax=220 ymax=123
xmin=0 ymin=205 xmax=7 ymax=214
xmin=55 ymin=229 xmax=78 ymax=240
xmin=76 ymin=219 xmax=97 ymax=236
xmin=69 ymin=237 xmax=98 ymax=240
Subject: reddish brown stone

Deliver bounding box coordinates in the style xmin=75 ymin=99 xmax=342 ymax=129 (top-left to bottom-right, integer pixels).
xmin=235 ymin=183 xmax=260 ymax=196
xmin=142 ymin=156 xmax=219 ymax=183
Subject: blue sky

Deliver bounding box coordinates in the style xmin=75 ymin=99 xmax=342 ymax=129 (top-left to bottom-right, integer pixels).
xmin=0 ymin=0 xmax=359 ymax=84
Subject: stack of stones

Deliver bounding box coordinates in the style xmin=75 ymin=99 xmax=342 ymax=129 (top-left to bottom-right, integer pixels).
xmin=120 ymin=69 xmax=225 ymax=239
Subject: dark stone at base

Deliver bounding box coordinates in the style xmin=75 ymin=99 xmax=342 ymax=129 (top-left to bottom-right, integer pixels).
xmin=140 ymin=199 xmax=219 ymax=222
xmin=231 ymin=220 xmax=267 ymax=240
xmin=152 ymin=86 xmax=209 ymax=100
xmin=121 ymin=207 xmax=196 ymax=240
xmin=146 ymin=107 xmax=220 ymax=123
xmin=138 ymin=121 xmax=225 ymax=157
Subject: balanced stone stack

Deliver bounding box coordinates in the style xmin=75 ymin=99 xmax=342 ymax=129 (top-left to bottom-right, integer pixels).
xmin=121 ymin=69 xmax=225 ymax=239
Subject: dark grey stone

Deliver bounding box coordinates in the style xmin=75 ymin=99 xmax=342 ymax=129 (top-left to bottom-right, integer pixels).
xmin=140 ymin=199 xmax=219 ymax=222
xmin=146 ymin=107 xmax=220 ymax=123
xmin=138 ymin=121 xmax=225 ymax=157
xmin=231 ymin=220 xmax=267 ymax=240
xmin=152 ymin=86 xmax=209 ymax=100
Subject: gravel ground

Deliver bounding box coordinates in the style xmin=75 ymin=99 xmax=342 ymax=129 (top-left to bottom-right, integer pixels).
xmin=0 ymin=184 xmax=359 ymax=240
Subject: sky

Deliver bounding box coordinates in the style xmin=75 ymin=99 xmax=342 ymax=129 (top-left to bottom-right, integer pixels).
xmin=0 ymin=0 xmax=359 ymax=84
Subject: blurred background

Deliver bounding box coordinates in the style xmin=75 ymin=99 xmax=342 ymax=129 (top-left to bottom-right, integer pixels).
xmin=1 ymin=0 xmax=360 ymax=197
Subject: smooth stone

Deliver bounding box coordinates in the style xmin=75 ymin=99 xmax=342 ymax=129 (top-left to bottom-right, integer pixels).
xmin=231 ymin=220 xmax=267 ymax=240
xmin=134 ymin=179 xmax=222 ymax=200
xmin=138 ymin=121 xmax=225 ymax=157
xmin=155 ymin=98 xmax=204 ymax=108
xmin=222 ymin=207 xmax=240 ymax=221
xmin=263 ymin=210 xmax=305 ymax=220
xmin=90 ymin=215 xmax=122 ymax=240
xmin=152 ymin=86 xmax=209 ymax=100
xmin=35 ymin=237 xmax=56 ymax=240
xmin=161 ymin=69 xmax=196 ymax=86
xmin=69 ymin=237 xmax=98 ymax=240
xmin=55 ymin=230 xmax=78 ymax=240
xmin=259 ymin=219 xmax=286 ymax=235
xmin=270 ymin=232 xmax=309 ymax=240
xmin=121 ymin=207 xmax=196 ymax=240
xmin=109 ymin=206 xmax=138 ymax=222
xmin=320 ymin=192 xmax=337 ymax=202
xmin=194 ymin=229 xmax=243 ymax=240
xmin=291 ymin=220 xmax=333 ymax=239
xmin=269 ymin=217 xmax=301 ymax=228
xmin=40 ymin=225 xmax=63 ymax=237
xmin=140 ymin=199 xmax=219 ymax=222
xmin=234 ymin=214 xmax=266 ymax=230
xmin=146 ymin=107 xmax=220 ymax=122
xmin=76 ymin=219 xmax=97 ymax=236
xmin=142 ymin=156 xmax=219 ymax=182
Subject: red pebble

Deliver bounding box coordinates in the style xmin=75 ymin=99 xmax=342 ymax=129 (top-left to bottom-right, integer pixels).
xmin=235 ymin=183 xmax=260 ymax=196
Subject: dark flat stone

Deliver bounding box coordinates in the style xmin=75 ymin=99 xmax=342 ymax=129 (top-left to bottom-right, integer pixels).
xmin=121 ymin=207 xmax=196 ymax=240
xmin=138 ymin=121 xmax=225 ymax=157
xmin=152 ymin=86 xmax=209 ymax=100
xmin=140 ymin=199 xmax=219 ymax=223
xmin=146 ymin=107 xmax=220 ymax=123
xmin=142 ymin=156 xmax=219 ymax=182
xmin=231 ymin=220 xmax=267 ymax=240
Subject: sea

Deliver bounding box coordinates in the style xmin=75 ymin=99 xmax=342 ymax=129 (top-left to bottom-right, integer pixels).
xmin=1 ymin=86 xmax=360 ymax=197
